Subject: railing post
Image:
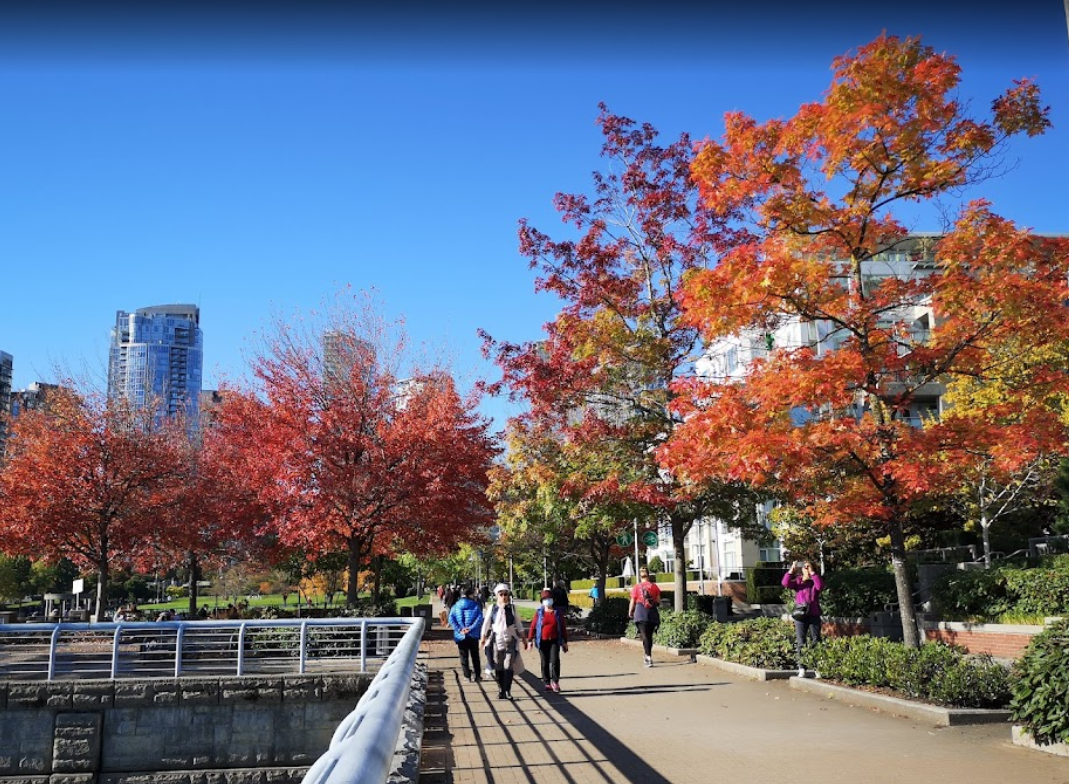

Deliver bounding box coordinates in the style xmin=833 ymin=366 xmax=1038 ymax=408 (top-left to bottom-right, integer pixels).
xmin=360 ymin=619 xmax=367 ymax=673
xmin=175 ymin=624 xmax=186 ymax=677
xmin=299 ymin=621 xmax=308 ymax=674
xmin=237 ymin=622 xmax=247 ymax=676
xmin=111 ymin=624 xmax=123 ymax=679
xmin=48 ymin=625 xmax=62 ymax=681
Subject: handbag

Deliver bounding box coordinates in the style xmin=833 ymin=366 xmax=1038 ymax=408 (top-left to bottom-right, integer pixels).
xmin=791 ymin=602 xmax=809 ymax=620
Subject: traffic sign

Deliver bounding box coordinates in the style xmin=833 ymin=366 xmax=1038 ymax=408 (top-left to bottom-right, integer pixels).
xmin=616 ymin=530 xmax=634 ymax=547
xmin=642 ymin=531 xmax=659 ymax=548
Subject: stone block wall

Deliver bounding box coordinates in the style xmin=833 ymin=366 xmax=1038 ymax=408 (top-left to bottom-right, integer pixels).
xmin=0 ymin=674 xmax=369 ymax=784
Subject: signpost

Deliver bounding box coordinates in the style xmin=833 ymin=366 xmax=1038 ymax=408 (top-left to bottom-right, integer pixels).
xmin=616 ymin=530 xmax=634 ymax=547
xmin=642 ymin=531 xmax=658 ymax=548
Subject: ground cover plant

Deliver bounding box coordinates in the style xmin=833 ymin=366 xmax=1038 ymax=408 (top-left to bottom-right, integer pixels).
xmin=1010 ymin=618 xmax=1069 ymax=745
xmin=698 ymin=617 xmax=797 ymax=669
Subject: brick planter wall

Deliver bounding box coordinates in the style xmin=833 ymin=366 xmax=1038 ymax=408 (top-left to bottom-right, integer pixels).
xmin=923 ymin=621 xmax=1044 ymax=659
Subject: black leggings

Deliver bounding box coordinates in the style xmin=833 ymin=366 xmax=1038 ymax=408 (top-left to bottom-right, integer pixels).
xmin=793 ymin=616 xmax=821 ymax=665
xmin=636 ymin=621 xmax=658 ymax=657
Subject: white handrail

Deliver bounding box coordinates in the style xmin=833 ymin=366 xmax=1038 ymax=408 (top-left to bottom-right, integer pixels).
xmin=300 ymin=619 xmax=424 ymax=784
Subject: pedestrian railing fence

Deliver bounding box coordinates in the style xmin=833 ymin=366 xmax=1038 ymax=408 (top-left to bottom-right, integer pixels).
xmin=0 ymin=617 xmax=421 ymax=681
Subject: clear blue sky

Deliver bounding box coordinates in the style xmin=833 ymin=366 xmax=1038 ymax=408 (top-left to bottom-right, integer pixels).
xmin=1 ymin=2 xmax=1066 ymax=430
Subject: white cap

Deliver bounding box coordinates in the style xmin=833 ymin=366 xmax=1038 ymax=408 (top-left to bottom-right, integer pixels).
xmin=493 ymin=582 xmax=510 ymax=595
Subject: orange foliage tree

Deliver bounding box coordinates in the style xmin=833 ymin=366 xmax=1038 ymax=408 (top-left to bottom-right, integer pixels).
xmin=0 ymin=387 xmax=190 ymax=619
xmin=215 ymin=295 xmax=497 ymax=604
xmin=484 ymin=107 xmax=766 ymax=610
xmin=660 ymin=34 xmax=1067 ymax=645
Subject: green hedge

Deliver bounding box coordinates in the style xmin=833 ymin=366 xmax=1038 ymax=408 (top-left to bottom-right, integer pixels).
xmin=747 ymin=561 xmax=785 ymax=605
xmin=571 ymin=577 xmax=625 ymax=591
xmin=820 ymin=567 xmax=898 ymax=618
xmin=586 ymin=597 xmax=631 ymax=636
xmin=932 ymin=557 xmax=1069 ymax=621
xmin=1011 ymin=618 xmax=1069 ymax=745
xmin=698 ymin=617 xmax=796 ymax=669
xmin=808 ymin=635 xmax=1011 ymax=709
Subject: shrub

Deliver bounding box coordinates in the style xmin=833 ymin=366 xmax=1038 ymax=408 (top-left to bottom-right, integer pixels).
xmin=699 ymin=617 xmax=796 ymax=669
xmin=931 ymin=568 xmax=1011 ymax=620
xmin=820 ymin=567 xmax=897 ymax=618
xmin=653 ymin=610 xmax=710 ymax=648
xmin=646 ymin=556 xmax=664 ymax=574
xmin=746 ymin=561 xmax=785 ymax=605
xmin=1002 ymin=568 xmax=1069 ymax=616
xmin=1011 ymin=618 xmax=1069 ymax=745
xmin=586 ymin=596 xmax=631 ymax=636
xmin=808 ymin=635 xmax=1012 ymax=709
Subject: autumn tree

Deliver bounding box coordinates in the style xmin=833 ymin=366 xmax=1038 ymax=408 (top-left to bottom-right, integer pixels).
xmin=0 ymin=387 xmax=189 ymax=620
xmin=661 ymin=34 xmax=1066 ymax=646
xmin=217 ymin=293 xmax=497 ymax=604
xmin=485 ymin=107 xmax=765 ymax=610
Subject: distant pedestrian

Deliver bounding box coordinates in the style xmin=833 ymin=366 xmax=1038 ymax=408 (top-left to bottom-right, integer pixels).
xmin=551 ymin=580 xmax=570 ymax=614
xmin=479 ymin=584 xmax=490 ymax=605
xmin=526 ymin=588 xmax=569 ymax=693
xmin=480 ymin=583 xmax=526 ymax=701
xmin=588 ymin=584 xmax=600 ymax=605
xmin=783 ymin=560 xmax=823 ymax=677
xmin=448 ymin=586 xmax=485 ymax=683
xmin=628 ymin=567 xmax=661 ymax=668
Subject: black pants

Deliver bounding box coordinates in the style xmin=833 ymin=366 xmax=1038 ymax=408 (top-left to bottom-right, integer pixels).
xmin=456 ymin=636 xmax=481 ymax=678
xmin=491 ymin=647 xmax=515 ymax=695
xmin=537 ymin=640 xmax=561 ymax=683
xmin=636 ymin=621 xmax=658 ymax=657
xmin=793 ymin=616 xmax=821 ymax=665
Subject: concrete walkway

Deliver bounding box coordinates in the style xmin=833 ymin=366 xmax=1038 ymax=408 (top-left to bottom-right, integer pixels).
xmin=417 ymin=633 xmax=1069 ymax=784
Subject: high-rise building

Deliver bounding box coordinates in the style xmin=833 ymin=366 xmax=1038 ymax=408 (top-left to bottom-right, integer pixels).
xmin=0 ymin=350 xmax=12 ymax=452
xmin=108 ymin=304 xmax=203 ymax=423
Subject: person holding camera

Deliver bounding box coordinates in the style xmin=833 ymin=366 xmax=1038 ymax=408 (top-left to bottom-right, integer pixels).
xmin=782 ymin=560 xmax=823 ymax=677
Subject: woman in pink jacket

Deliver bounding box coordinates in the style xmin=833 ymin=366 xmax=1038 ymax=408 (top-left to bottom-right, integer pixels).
xmin=783 ymin=560 xmax=823 ymax=677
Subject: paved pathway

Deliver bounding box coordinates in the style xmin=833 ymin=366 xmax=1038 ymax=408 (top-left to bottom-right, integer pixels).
xmin=417 ymin=632 xmax=1069 ymax=784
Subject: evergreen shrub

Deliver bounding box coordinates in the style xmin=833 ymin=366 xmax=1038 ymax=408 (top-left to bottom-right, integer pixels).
xmin=652 ymin=610 xmax=710 ymax=648
xmin=586 ymin=596 xmax=631 ymax=636
xmin=1011 ymin=618 xmax=1069 ymax=745
xmin=698 ymin=617 xmax=796 ymax=669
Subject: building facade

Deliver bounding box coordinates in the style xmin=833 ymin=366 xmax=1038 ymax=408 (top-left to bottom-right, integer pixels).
xmin=108 ymin=304 xmax=203 ymax=424
xmin=0 ymin=350 xmax=12 ymax=453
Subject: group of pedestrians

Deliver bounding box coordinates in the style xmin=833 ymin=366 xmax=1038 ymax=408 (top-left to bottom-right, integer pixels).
xmin=448 ymin=560 xmax=824 ymax=694
xmin=447 ymin=582 xmax=570 ymax=700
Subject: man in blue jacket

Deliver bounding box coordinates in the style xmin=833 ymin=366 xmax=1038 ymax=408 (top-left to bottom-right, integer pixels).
xmin=448 ymin=585 xmax=485 ymax=682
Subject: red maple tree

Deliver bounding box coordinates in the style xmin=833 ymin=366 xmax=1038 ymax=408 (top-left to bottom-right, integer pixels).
xmin=660 ymin=34 xmax=1064 ymax=645
xmin=216 ymin=297 xmax=497 ymax=603
xmin=0 ymin=387 xmax=189 ymax=619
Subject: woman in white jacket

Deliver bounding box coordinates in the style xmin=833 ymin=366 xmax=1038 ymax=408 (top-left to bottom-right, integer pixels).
xmin=480 ymin=583 xmax=526 ymax=700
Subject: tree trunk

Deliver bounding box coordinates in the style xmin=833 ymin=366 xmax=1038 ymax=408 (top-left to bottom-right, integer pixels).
xmin=346 ymin=541 xmax=361 ymax=606
xmin=672 ymin=520 xmax=686 ymax=612
xmin=981 ymin=514 xmax=992 ymax=569
xmin=94 ymin=560 xmax=109 ymax=623
xmin=187 ymin=550 xmax=200 ymax=617
xmin=589 ymin=534 xmax=612 ymax=608
xmin=888 ymin=519 xmax=920 ymax=648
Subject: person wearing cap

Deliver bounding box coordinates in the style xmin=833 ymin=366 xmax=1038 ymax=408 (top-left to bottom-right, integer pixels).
xmin=526 ymin=588 xmax=569 ymax=693
xmin=479 ymin=583 xmax=526 ymax=700
xmin=448 ymin=585 xmax=485 ymax=683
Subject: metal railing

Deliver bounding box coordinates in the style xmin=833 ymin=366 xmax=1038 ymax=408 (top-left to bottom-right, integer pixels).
xmin=300 ymin=618 xmax=425 ymax=784
xmin=0 ymin=617 xmax=420 ymax=681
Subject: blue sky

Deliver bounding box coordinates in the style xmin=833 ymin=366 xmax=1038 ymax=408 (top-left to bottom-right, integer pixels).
xmin=1 ymin=2 xmax=1066 ymax=430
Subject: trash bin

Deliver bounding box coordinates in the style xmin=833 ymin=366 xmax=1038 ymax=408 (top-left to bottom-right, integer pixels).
xmin=400 ymin=606 xmax=413 ymax=617
xmin=413 ymin=604 xmax=433 ymax=621
xmin=712 ymin=596 xmax=732 ymax=622
xmin=0 ymin=611 xmax=17 ymax=624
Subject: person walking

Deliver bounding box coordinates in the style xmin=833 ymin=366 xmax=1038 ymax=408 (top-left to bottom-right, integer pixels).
xmin=783 ymin=560 xmax=824 ymax=677
xmin=448 ymin=585 xmax=485 ymax=682
xmin=628 ymin=567 xmax=662 ymax=667
xmin=480 ymin=583 xmax=526 ymax=701
xmin=526 ymin=588 xmax=569 ymax=693
xmin=551 ymin=580 xmax=570 ymax=614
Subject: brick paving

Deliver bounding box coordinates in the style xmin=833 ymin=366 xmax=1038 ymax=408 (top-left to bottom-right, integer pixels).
xmin=418 ymin=628 xmax=1069 ymax=784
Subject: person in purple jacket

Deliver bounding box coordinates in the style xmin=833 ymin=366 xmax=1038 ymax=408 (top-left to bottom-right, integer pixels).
xmin=782 ymin=560 xmax=823 ymax=677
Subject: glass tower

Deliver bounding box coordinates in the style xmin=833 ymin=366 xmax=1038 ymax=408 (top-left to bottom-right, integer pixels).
xmin=0 ymin=350 xmax=12 ymax=452
xmin=108 ymin=304 xmax=203 ymax=424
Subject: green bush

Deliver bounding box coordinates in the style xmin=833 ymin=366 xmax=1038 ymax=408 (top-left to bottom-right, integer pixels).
xmin=747 ymin=561 xmax=786 ymax=605
xmin=653 ymin=610 xmax=710 ymax=648
xmin=698 ymin=617 xmax=796 ymax=669
xmin=932 ymin=562 xmax=1069 ymax=621
xmin=809 ymin=635 xmax=1012 ymax=709
xmin=1002 ymin=568 xmax=1069 ymax=616
xmin=1011 ymin=618 xmax=1069 ymax=745
xmin=586 ymin=596 xmax=631 ymax=636
xmin=646 ymin=556 xmax=664 ymax=574
xmin=820 ymin=568 xmax=898 ymax=618
xmin=931 ymin=568 xmax=1011 ymax=620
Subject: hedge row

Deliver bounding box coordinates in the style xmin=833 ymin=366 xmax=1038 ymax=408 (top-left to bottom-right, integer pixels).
xmin=932 ymin=555 xmax=1069 ymax=620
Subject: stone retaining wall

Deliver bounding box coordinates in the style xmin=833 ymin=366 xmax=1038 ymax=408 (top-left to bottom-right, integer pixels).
xmin=0 ymin=674 xmax=369 ymax=784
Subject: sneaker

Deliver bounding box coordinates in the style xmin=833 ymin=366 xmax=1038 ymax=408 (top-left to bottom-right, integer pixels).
xmin=644 ymin=656 xmax=653 ymax=668
xmin=504 ymin=692 xmax=514 ymax=701
xmin=544 ymin=683 xmax=553 ymax=692
xmin=551 ymin=682 xmax=560 ymax=693
xmin=497 ymin=691 xmax=506 ymax=699
xmin=797 ymin=667 xmax=806 ymax=678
